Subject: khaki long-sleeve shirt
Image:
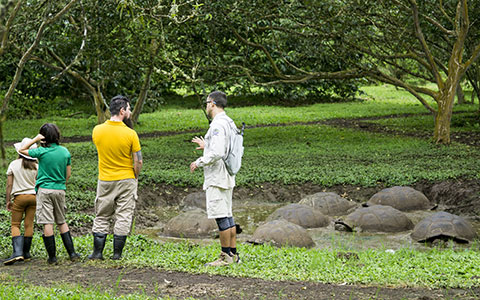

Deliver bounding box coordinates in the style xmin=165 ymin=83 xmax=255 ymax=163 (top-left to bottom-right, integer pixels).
xmin=195 ymin=112 xmax=235 ymax=190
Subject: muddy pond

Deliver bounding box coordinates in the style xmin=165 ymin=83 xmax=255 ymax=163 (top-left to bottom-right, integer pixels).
xmin=137 ymin=199 xmax=480 ymax=252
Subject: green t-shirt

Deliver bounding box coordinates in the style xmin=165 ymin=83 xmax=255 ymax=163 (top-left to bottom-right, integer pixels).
xmin=28 ymin=144 xmax=71 ymax=191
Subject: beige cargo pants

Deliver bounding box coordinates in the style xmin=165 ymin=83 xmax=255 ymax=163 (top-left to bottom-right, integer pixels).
xmin=92 ymin=179 xmax=137 ymax=236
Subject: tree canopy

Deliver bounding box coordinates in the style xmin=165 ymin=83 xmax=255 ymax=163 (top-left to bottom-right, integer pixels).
xmin=1 ymin=0 xmax=479 ymax=147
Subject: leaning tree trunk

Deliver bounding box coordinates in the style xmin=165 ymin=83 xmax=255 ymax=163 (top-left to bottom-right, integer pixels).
xmin=92 ymin=88 xmax=109 ymax=124
xmin=0 ymin=116 xmax=5 ymax=167
xmin=433 ymin=88 xmax=456 ymax=144
xmin=456 ymin=83 xmax=465 ymax=104
xmin=131 ymin=64 xmax=153 ymax=125
xmin=131 ymin=39 xmax=158 ymax=125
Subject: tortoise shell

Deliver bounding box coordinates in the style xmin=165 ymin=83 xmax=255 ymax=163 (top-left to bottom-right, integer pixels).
xmin=266 ymin=203 xmax=330 ymax=228
xmin=299 ymin=192 xmax=357 ymax=216
xmin=367 ymin=186 xmax=430 ymax=211
xmin=249 ymin=219 xmax=315 ymax=248
xmin=411 ymin=212 xmax=477 ymax=243
xmin=341 ymin=205 xmax=414 ymax=233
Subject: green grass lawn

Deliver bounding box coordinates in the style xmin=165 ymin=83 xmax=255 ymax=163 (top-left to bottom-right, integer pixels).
xmin=0 ymin=234 xmax=479 ymax=289
xmin=0 ymin=122 xmax=478 ymax=215
xmin=0 ymin=278 xmax=162 ymax=300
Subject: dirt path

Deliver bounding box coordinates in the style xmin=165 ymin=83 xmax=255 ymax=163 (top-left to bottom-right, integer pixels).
xmin=1 ymin=259 xmax=478 ymax=300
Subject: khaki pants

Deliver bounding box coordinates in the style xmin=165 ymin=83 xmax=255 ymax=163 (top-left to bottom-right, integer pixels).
xmin=11 ymin=194 xmax=36 ymax=237
xmin=36 ymin=188 xmax=66 ymax=225
xmin=92 ymin=179 xmax=137 ymax=236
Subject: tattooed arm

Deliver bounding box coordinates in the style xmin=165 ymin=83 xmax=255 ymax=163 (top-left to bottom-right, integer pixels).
xmin=133 ymin=150 xmax=143 ymax=179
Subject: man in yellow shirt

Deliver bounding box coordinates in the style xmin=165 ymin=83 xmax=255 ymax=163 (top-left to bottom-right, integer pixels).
xmin=89 ymin=95 xmax=143 ymax=260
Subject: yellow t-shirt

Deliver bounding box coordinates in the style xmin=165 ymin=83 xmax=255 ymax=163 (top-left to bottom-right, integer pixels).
xmin=92 ymin=120 xmax=141 ymax=181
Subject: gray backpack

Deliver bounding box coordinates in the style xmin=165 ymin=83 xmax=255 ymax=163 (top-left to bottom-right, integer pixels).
xmin=220 ymin=116 xmax=245 ymax=176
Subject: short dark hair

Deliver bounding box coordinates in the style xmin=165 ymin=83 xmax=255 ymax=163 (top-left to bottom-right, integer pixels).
xmin=39 ymin=123 xmax=60 ymax=147
xmin=110 ymin=95 xmax=130 ymax=116
xmin=208 ymin=91 xmax=227 ymax=108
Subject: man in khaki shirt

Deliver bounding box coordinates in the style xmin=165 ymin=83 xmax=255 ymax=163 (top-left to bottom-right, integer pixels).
xmin=190 ymin=91 xmax=240 ymax=266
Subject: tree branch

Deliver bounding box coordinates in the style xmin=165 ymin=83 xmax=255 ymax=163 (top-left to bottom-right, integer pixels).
xmin=409 ymin=0 xmax=443 ymax=88
xmin=1 ymin=0 xmax=80 ymax=115
xmin=463 ymin=43 xmax=480 ymax=70
xmin=365 ymin=68 xmax=437 ymax=113
xmin=52 ymin=0 xmax=87 ymax=81
xmin=0 ymin=0 xmax=23 ymax=56
xmin=230 ymin=26 xmax=286 ymax=79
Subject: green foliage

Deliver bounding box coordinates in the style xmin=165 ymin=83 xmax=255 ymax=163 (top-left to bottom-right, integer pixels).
xmin=370 ymin=112 xmax=480 ymax=134
xmin=112 ymin=236 xmax=480 ymax=288
xmin=138 ymin=124 xmax=480 ymax=187
xmin=1 ymin=88 xmax=443 ymax=142
xmin=6 ymin=93 xmax=91 ymax=120
xmin=0 ymin=279 xmax=165 ymax=300
xmin=2 ymin=235 xmax=476 ymax=289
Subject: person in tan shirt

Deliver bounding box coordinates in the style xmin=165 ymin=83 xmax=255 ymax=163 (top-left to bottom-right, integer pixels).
xmin=190 ymin=91 xmax=240 ymax=266
xmin=4 ymin=138 xmax=37 ymax=265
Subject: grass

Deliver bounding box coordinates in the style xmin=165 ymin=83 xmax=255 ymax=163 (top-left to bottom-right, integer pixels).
xmin=2 ymin=101 xmax=404 ymax=141
xmin=3 ymin=85 xmax=477 ymax=142
xmin=1 ymin=122 xmax=479 ymax=217
xmin=1 ymin=234 xmax=478 ymax=289
xmin=0 ymin=275 xmax=188 ymax=299
xmin=367 ymin=112 xmax=480 ymax=134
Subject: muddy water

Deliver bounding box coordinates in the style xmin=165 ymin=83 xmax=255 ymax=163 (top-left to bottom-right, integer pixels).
xmin=138 ymin=201 xmax=480 ymax=251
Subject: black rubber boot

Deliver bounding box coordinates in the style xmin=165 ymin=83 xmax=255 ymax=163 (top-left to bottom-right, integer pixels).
xmin=60 ymin=231 xmax=81 ymax=261
xmin=42 ymin=235 xmax=57 ymax=264
xmin=88 ymin=232 xmax=107 ymax=260
xmin=23 ymin=236 xmax=33 ymax=261
xmin=4 ymin=236 xmax=24 ymax=265
xmin=111 ymin=235 xmax=127 ymax=260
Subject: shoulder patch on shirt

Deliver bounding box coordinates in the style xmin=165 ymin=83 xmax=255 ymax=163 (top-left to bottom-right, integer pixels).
xmin=212 ymin=128 xmax=220 ymax=136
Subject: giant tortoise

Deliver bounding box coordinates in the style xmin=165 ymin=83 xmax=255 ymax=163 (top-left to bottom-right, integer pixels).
xmin=180 ymin=192 xmax=206 ymax=211
xmin=248 ymin=219 xmax=315 ymax=248
xmin=266 ymin=203 xmax=330 ymax=228
xmin=163 ymin=209 xmax=217 ymax=238
xmin=336 ymin=205 xmax=414 ymax=233
xmin=411 ymin=211 xmax=477 ymax=243
xmin=299 ymin=192 xmax=357 ymax=216
xmin=367 ymin=186 xmax=430 ymax=211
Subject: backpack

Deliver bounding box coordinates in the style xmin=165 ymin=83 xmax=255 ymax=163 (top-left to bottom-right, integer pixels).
xmin=220 ymin=116 xmax=245 ymax=176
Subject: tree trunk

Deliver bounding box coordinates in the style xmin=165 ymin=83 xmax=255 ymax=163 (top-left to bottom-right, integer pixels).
xmin=433 ymin=89 xmax=456 ymax=144
xmin=131 ymin=65 xmax=153 ymax=125
xmin=93 ymin=89 xmax=109 ymax=124
xmin=131 ymin=39 xmax=158 ymax=125
xmin=466 ymin=68 xmax=480 ymax=105
xmin=456 ymin=83 xmax=465 ymax=104
xmin=0 ymin=116 xmax=6 ymax=167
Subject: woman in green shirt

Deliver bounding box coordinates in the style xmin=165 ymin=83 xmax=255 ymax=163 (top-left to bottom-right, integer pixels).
xmin=19 ymin=123 xmax=80 ymax=264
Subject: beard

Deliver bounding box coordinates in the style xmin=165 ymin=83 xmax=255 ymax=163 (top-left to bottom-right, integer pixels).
xmin=123 ymin=117 xmax=134 ymax=129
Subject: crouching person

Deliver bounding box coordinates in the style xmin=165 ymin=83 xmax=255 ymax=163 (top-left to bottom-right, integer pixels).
xmin=89 ymin=95 xmax=142 ymax=260
xmin=19 ymin=124 xmax=80 ymax=264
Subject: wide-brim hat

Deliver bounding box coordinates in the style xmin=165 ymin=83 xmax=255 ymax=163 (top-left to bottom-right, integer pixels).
xmin=14 ymin=137 xmax=37 ymax=160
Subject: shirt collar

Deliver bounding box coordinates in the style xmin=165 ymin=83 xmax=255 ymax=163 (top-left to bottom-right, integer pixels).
xmin=106 ymin=120 xmax=126 ymax=126
xmin=212 ymin=111 xmax=226 ymax=121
